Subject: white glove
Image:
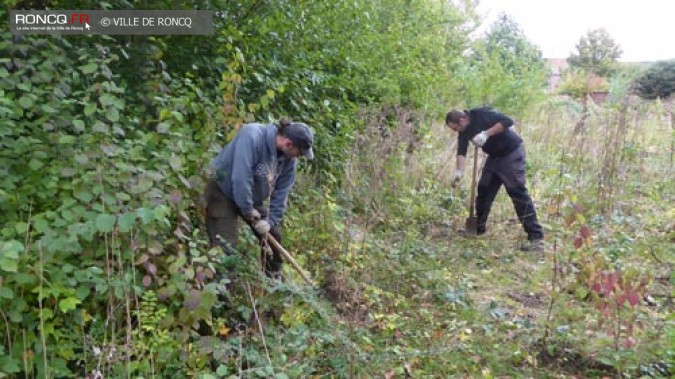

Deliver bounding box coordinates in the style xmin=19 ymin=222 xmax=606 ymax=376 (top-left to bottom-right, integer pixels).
xmin=254 ymin=219 xmax=271 ymax=235
xmin=471 ymin=131 xmax=489 ymax=147
xmin=451 ymin=170 xmax=462 ymax=187
xmin=243 ymin=209 xmax=261 ymax=222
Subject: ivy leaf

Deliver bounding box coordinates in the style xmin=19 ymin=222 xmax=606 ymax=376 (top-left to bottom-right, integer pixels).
xmin=169 ymin=155 xmax=183 ymax=172
xmin=99 ymin=94 xmax=116 ymax=107
xmin=115 ymin=192 xmax=131 ymax=202
xmin=153 ymin=205 xmax=169 ymax=221
xmin=75 ymin=154 xmax=89 ymax=165
xmin=61 ymin=167 xmax=77 ymax=177
xmin=0 ymin=355 xmax=21 ymax=373
xmin=118 ymin=212 xmax=136 ymax=232
xmin=137 ymin=208 xmax=154 ymax=225
xmin=58 ymin=135 xmax=76 ymax=144
xmin=95 ymin=283 xmax=108 ymax=294
xmin=29 ymin=158 xmax=44 ymax=171
xmin=73 ymin=120 xmax=85 ymax=133
xmin=157 ymin=122 xmax=170 ymax=134
xmin=216 ymin=365 xmax=229 ymax=376
xmin=76 ymin=286 xmax=90 ymax=300
xmin=260 ymin=94 xmax=270 ymax=109
xmin=14 ymin=222 xmax=29 ymax=235
xmin=41 ymin=104 xmax=58 ymax=114
xmin=32 ymin=219 xmax=49 ymax=233
xmin=95 ymin=214 xmax=116 ymax=233
xmin=113 ymin=126 xmax=125 ymax=136
xmin=171 ymin=111 xmax=184 ymax=122
xmin=92 ymin=121 xmax=109 ymax=133
xmin=129 ymin=178 xmax=153 ymax=194
xmin=72 ymin=120 xmax=85 ymax=132
xmin=84 ymin=103 xmax=97 ymax=116
xmin=0 ymin=287 xmax=14 ymax=299
xmin=79 ymin=63 xmax=98 ymax=74
xmin=74 ymin=191 xmax=94 ymax=203
xmin=18 ymin=96 xmax=34 ymax=109
xmin=106 ymin=108 xmax=120 ymax=123
xmin=134 ymin=254 xmax=149 ymax=266
xmin=8 ymin=310 xmax=22 ymax=323
xmin=1 ymin=241 xmax=24 ymax=273
xmin=58 ymin=297 xmax=81 ymax=313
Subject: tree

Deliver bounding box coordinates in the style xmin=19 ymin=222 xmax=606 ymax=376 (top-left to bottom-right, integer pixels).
xmin=635 ymin=60 xmax=675 ymax=168
xmin=459 ymin=13 xmax=548 ymax=117
xmin=568 ymin=28 xmax=623 ymax=77
xmin=635 ymin=60 xmax=675 ymax=100
xmin=483 ymin=14 xmax=546 ymax=74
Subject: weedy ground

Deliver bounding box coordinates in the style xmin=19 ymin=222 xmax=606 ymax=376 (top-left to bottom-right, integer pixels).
xmin=173 ymin=99 xmax=673 ymax=378
xmin=229 ymin=98 xmax=674 ymax=378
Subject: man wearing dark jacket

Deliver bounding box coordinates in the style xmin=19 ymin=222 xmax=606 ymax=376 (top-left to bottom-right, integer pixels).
xmin=205 ymin=118 xmax=314 ymax=276
xmin=445 ymin=107 xmax=543 ymax=251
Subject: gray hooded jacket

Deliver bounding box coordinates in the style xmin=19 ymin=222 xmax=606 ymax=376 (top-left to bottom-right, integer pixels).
xmin=211 ymin=123 xmax=297 ymax=226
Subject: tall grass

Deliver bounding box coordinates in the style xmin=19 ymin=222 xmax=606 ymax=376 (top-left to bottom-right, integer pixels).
xmin=284 ymin=96 xmax=673 ymax=376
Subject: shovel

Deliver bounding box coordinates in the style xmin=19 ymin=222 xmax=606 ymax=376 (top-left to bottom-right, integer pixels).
xmin=464 ymin=145 xmax=479 ymax=235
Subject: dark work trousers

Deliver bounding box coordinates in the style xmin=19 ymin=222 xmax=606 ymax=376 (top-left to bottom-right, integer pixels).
xmin=475 ymin=145 xmax=544 ymax=241
xmin=204 ymin=179 xmax=283 ymax=276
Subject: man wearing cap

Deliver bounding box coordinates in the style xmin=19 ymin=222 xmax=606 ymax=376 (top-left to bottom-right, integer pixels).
xmin=205 ymin=118 xmax=314 ymax=277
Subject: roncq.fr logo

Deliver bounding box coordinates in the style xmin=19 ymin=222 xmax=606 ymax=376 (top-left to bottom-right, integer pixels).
xmin=14 ymin=13 xmax=90 ymax=26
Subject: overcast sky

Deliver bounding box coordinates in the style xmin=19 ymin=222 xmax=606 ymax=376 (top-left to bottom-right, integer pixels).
xmin=475 ymin=0 xmax=675 ymax=62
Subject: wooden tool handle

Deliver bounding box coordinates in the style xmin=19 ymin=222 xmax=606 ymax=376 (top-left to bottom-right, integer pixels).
xmin=469 ymin=145 xmax=479 ymax=217
xmin=265 ymin=234 xmax=315 ymax=286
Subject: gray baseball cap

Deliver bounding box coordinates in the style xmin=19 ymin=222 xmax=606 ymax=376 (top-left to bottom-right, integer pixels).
xmin=285 ymin=122 xmax=314 ymax=160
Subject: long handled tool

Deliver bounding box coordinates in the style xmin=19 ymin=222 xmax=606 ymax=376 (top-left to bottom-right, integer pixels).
xmin=465 ymin=145 xmax=479 ymax=235
xmin=264 ymin=234 xmax=315 ymax=286
xmin=246 ymin=221 xmax=315 ymax=286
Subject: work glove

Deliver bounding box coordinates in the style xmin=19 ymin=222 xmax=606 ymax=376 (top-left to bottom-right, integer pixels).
xmin=451 ymin=170 xmax=462 ymax=187
xmin=254 ymin=219 xmax=271 ymax=235
xmin=243 ymin=209 xmax=262 ymax=223
xmin=471 ymin=131 xmax=489 ymax=147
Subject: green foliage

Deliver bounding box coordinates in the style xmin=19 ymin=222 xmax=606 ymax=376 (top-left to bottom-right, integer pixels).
xmin=482 ymin=14 xmax=547 ymax=76
xmin=557 ymin=70 xmax=609 ymax=99
xmin=0 ymin=0 xmax=485 ymax=375
xmin=568 ymin=28 xmax=623 ymax=77
xmin=606 ymin=64 xmax=643 ymax=102
xmin=635 ymin=59 xmax=675 ymax=100
xmin=4 ymin=0 xmax=664 ymax=377
xmin=458 ymin=14 xmax=547 ymax=117
xmin=211 ymin=0 xmax=472 ymax=178
xmin=0 ymin=13 xmax=222 ymax=374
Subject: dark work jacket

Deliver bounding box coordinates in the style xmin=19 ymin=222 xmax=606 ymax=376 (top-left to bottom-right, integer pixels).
xmin=457 ymin=107 xmax=522 ymax=157
xmin=210 ymin=123 xmax=297 ymax=227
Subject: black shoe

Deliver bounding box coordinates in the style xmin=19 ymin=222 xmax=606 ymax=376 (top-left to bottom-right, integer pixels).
xmin=267 ymin=270 xmax=284 ymax=282
xmin=457 ymin=226 xmax=486 ymax=236
xmin=520 ymin=239 xmax=543 ymax=252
